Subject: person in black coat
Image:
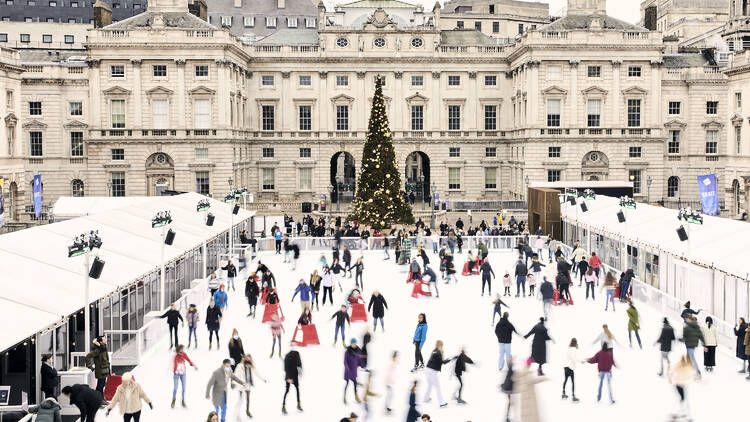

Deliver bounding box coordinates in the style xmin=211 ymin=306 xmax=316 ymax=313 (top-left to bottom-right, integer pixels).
xmin=159 ymin=303 xmax=184 ymax=349
xmin=452 ymin=348 xmax=475 ymax=404
xmin=524 ymin=317 xmax=553 ymax=375
xmin=40 ymin=354 xmax=59 ymax=399
xmin=735 ymin=317 xmax=748 ymax=373
xmin=479 ymin=258 xmax=495 ymax=296
xmin=61 ymin=384 xmax=102 ymax=422
xmin=228 ymin=329 xmax=245 ymax=370
xmin=656 ymin=317 xmax=675 ymax=376
xmin=514 ymin=258 xmax=528 ymax=297
xmin=205 ymin=302 xmax=222 ymax=350
xmin=282 ymin=348 xmax=303 ymax=415
xmin=406 ymin=380 xmax=420 ymax=422
xmin=367 ymin=291 xmax=388 ymax=332
xmin=245 ymin=275 xmax=260 ymax=318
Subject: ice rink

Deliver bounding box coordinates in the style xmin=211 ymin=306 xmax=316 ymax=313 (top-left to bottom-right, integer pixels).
xmin=99 ymin=248 xmax=747 ymax=421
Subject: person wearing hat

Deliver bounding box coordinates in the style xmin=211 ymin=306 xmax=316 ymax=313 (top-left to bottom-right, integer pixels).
xmin=343 ymin=338 xmax=364 ymax=404
xmin=106 ymin=372 xmax=153 ymax=421
xmin=680 ymin=301 xmax=700 ymax=321
xmin=85 ymin=335 xmax=111 ymax=397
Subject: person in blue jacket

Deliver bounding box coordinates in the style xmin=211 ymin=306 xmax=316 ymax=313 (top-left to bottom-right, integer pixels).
xmin=412 ymin=313 xmax=428 ymax=372
xmin=212 ymin=284 xmax=228 ymax=311
xmin=274 ymin=229 xmax=283 ymax=254
xmin=291 ymin=279 xmax=315 ymax=312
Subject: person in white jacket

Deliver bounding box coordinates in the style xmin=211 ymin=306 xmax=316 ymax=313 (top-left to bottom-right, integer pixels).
xmin=702 ymin=317 xmax=718 ymax=372
xmin=562 ymin=338 xmax=580 ymax=402
xmin=321 ymin=267 xmax=335 ymax=306
xmin=384 ymin=351 xmax=398 ymax=414
xmin=232 ymin=354 xmax=266 ymax=419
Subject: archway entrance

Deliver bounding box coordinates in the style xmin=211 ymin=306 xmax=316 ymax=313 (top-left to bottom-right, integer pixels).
xmin=405 ymin=151 xmax=431 ymax=203
xmin=330 ymin=152 xmax=356 ymax=203
xmin=733 ymin=179 xmax=741 ymax=215
xmin=581 ymin=151 xmax=610 ymax=181
xmin=8 ymin=181 xmax=17 ymax=220
xmin=146 ymin=152 xmax=174 ymax=196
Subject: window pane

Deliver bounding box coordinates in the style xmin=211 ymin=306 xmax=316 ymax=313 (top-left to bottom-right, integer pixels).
xmin=111 ymin=99 xmax=125 ymax=128
xmin=411 ymin=105 xmax=423 ymax=131
xmin=299 ymin=168 xmax=312 ymax=191
xmin=448 ymin=168 xmax=460 ymax=189
xmin=484 ymin=167 xmax=497 ymax=189
xmin=299 ymin=105 xmax=312 ymax=130
xmin=70 ymin=131 xmax=84 ymax=156
xmin=262 ymin=168 xmax=275 ymax=190
xmin=484 ymin=105 xmax=497 ymax=130
xmin=151 ymin=99 xmax=169 ymax=129
xmin=195 ymin=171 xmax=210 ymax=195
xmin=336 ymin=105 xmax=349 ymax=131
xmin=194 ymin=99 xmax=210 ymax=128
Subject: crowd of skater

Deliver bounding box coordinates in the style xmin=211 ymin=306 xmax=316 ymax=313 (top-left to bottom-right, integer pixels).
xmin=30 ymin=215 xmax=750 ymax=422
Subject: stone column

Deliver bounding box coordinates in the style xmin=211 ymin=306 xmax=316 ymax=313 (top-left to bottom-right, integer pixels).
xmin=468 ymin=71 xmax=478 ymax=130
xmin=650 ymin=60 xmax=662 ymax=128
xmin=87 ymin=59 xmax=101 ymax=127
xmin=216 ymin=59 xmax=230 ymax=128
xmin=130 ymin=59 xmax=143 ymax=127
xmin=432 ymin=72 xmax=441 ymax=130
xmin=175 ymin=59 xmax=186 ymax=127
xmin=528 ymin=60 xmax=540 ymax=126
xmin=568 ymin=60 xmax=579 ymax=127
xmin=318 ymin=71 xmax=328 ymax=131
xmin=611 ymin=60 xmax=622 ymax=127
xmin=357 ymin=71 xmax=367 ymax=131
xmin=281 ymin=71 xmax=291 ymax=131
xmin=394 ymin=71 xmax=403 ymax=131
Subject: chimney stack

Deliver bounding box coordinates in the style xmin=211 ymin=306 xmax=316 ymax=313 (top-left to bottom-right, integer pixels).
xmin=93 ymin=0 xmax=113 ymax=28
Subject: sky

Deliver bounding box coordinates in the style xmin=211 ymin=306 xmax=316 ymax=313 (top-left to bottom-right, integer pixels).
xmin=327 ymin=0 xmax=642 ymax=24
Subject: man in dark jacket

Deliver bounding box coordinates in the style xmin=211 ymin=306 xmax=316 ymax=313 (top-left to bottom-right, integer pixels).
xmin=85 ymin=336 xmax=110 ymax=396
xmin=159 ymin=303 xmax=184 ymax=349
xmin=656 ymin=318 xmax=675 ymax=376
xmin=331 ymin=305 xmax=351 ymax=347
xmin=681 ymin=316 xmax=705 ymax=378
xmin=282 ymin=347 xmax=303 ymax=415
xmin=367 ymin=291 xmax=388 ymax=332
xmin=245 ymin=276 xmax=260 ymax=317
xmin=513 ymin=258 xmax=528 ymax=297
xmin=495 ymin=312 xmax=519 ymax=371
xmin=539 ymin=277 xmax=555 ymax=319
xmin=452 ymin=348 xmax=475 ymax=404
xmin=222 ymin=260 xmax=238 ymax=292
xmin=62 ymin=384 xmax=102 ymax=422
xmin=479 ymin=258 xmax=495 ymax=296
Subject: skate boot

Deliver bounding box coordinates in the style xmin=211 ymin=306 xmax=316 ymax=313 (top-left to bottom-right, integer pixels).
xmin=171 ymin=399 xmax=175 ymax=409
xmin=297 ymin=403 xmax=303 ymax=412
xmin=181 ymin=400 xmax=186 ymax=408
xmin=282 ymin=405 xmax=287 ymax=415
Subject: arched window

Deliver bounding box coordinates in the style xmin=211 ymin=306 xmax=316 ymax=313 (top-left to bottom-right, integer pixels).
xmin=71 ymin=179 xmax=84 ymax=197
xmin=667 ymin=176 xmax=679 ymax=198
xmin=733 ymin=179 xmax=741 ymax=215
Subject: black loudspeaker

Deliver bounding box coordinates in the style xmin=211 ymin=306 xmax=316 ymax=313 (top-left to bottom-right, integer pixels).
xmin=301 ymin=202 xmax=312 ymax=213
xmin=569 ymin=197 xmax=576 ymax=206
xmin=676 ymin=225 xmax=688 ymax=242
xmin=616 ymin=210 xmax=626 ymax=223
xmin=232 ymin=204 xmax=240 ymax=215
xmin=580 ymin=202 xmax=588 ymax=213
xmin=164 ymin=229 xmax=176 ymax=245
xmin=206 ymin=213 xmax=215 ymax=227
xmin=89 ymin=256 xmax=105 ymax=279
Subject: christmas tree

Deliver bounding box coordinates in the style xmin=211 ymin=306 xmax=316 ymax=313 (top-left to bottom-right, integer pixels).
xmin=351 ymin=76 xmax=414 ymax=229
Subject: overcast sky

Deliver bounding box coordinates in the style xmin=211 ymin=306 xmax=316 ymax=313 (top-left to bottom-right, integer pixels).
xmin=327 ymin=0 xmax=641 ymax=24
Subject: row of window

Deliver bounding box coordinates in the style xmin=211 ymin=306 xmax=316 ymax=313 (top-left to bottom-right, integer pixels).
xmin=1 ymin=16 xmax=96 ymax=23
xmin=544 ymin=65 xmax=643 ymax=81
xmin=259 ymin=73 xmax=499 ymax=88
xmin=546 ymin=99 xmax=640 ymax=128
xmin=3 ymin=0 xmax=141 ymax=7
xmin=103 ymin=98 xmax=211 ymax=129
xmin=28 ymin=101 xmax=82 ymax=116
xmin=0 ymin=33 xmax=75 ymax=43
xmin=454 ymin=20 xmax=534 ymax=35
xmin=667 ymin=100 xmax=719 ymax=115
xmin=109 ymin=64 xmax=210 ymax=78
xmin=217 ymin=16 xmax=315 ymax=29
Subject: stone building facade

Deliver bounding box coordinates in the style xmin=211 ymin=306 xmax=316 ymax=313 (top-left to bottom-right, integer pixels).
xmin=2 ymin=0 xmax=750 ymax=222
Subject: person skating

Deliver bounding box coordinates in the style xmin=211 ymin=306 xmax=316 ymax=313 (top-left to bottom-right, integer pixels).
xmin=367 ymin=290 xmax=388 ymax=332
xmin=85 ymin=336 xmax=111 ymax=397
xmin=412 ymin=313 xmax=429 ymax=372
xmin=228 ymin=329 xmax=245 ymax=371
xmin=27 ymin=395 xmax=62 ymax=422
xmin=576 ymin=256 xmax=589 ymax=286
xmin=167 ymin=347 xmax=196 ymax=409
xmin=601 ymin=272 xmax=617 ymax=311
xmin=187 ymin=304 xmax=200 ymax=348
xmin=527 ymin=273 xmax=537 ymax=296
xmin=206 ymin=359 xmax=247 ymax=422
xmin=656 ymin=318 xmax=676 ymax=377
xmin=321 ymin=266 xmax=335 ymax=306
xmin=583 ymin=268 xmax=597 ymax=300
xmin=423 ymin=265 xmax=440 ymax=298
xmin=479 ymin=258 xmax=495 ymax=296
xmin=735 ymin=318 xmax=748 ymax=373
xmin=61 ymin=384 xmax=103 ymax=422
xmin=618 ymin=269 xmax=635 ymax=302
xmin=206 ymin=300 xmax=223 ymax=350
xmin=514 ymin=257 xmax=528 ymax=297
xmin=626 ymin=300 xmax=643 ymax=349
xmin=539 ymin=276 xmax=554 ymax=320
xmin=491 ymin=294 xmax=509 ymax=325
xmin=502 ymin=272 xmax=511 ymax=297
xmin=309 ymin=270 xmax=322 ymax=311
xmin=269 ymin=313 xmax=285 ymax=358
xmin=680 ymin=315 xmax=705 ymax=379
xmin=588 ymin=252 xmax=602 ymax=280
xmin=495 ymin=312 xmax=520 ymax=371
xmin=527 ymin=256 xmax=545 ymax=289
xmin=159 ymin=303 xmax=184 ymax=350
xmin=562 ymin=338 xmax=580 ymax=402
xmin=555 ymin=270 xmax=572 ymax=305
xmin=744 ymin=327 xmax=750 ymax=380
xmin=680 ymin=301 xmax=701 ymax=321
xmin=524 ymin=317 xmax=552 ymax=376
xmin=105 ymin=372 xmax=153 ymax=422
xmin=343 ymin=245 xmax=353 ymax=277
xmin=592 ymin=324 xmax=619 ymax=350
xmin=213 ymin=284 xmax=229 ymax=311
xmin=245 ymin=274 xmax=260 ymax=317
xmin=444 ymin=251 xmax=458 ymax=284
xmin=354 ymin=256 xmax=365 ymax=290
xmin=452 ymin=347 xmax=475 ymax=404
xmin=221 ymin=260 xmax=237 ymax=292
xmin=343 ymin=338 xmax=365 ymax=404
xmin=291 ymin=278 xmax=314 ymax=312
xmin=233 ymin=354 xmax=266 ymax=418
xmin=406 ymin=381 xmax=420 ymax=422
xmin=500 ymin=357 xmax=515 ymax=422
xmin=423 ymin=340 xmax=450 ymax=408
xmin=331 ymin=305 xmax=351 ymax=347
xmin=208 ymin=272 xmax=220 ymax=298
xmin=282 ymin=346 xmax=303 ymax=415
xmin=410 ymin=258 xmax=422 ymax=281
xmin=40 ymin=354 xmax=59 ymax=400
xmin=669 ymin=355 xmax=695 ymax=419
xmin=702 ymin=316 xmax=717 ymax=372
xmin=586 ymin=343 xmax=616 ymax=404
xmin=383 ymin=235 xmax=391 ymax=260
xmin=383 ymin=351 xmax=399 ymax=414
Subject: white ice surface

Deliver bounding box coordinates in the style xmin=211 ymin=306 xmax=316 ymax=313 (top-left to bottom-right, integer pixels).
xmin=100 ymin=250 xmax=748 ymax=422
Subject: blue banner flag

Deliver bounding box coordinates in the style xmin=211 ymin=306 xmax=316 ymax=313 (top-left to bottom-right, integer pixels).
xmin=33 ymin=174 xmax=42 ymax=219
xmin=697 ymin=174 xmax=719 ymax=216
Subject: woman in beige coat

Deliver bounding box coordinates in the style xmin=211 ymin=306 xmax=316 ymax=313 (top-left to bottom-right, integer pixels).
xmin=106 ymin=372 xmax=153 ymax=422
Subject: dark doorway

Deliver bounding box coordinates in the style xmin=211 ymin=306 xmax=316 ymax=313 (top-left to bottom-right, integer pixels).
xmin=405 ymin=151 xmax=431 ymax=203
xmin=330 ymin=152 xmax=356 ymax=203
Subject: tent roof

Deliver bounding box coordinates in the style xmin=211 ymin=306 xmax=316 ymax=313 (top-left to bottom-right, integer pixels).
xmin=0 ymin=193 xmax=254 ymax=352
xmin=561 ymin=195 xmax=750 ymax=279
